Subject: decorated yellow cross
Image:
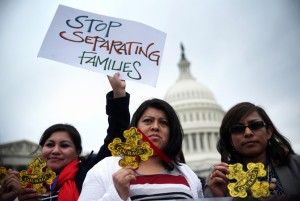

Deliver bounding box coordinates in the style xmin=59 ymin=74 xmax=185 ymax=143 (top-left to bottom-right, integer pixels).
xmin=108 ymin=127 xmax=153 ymax=168
xmin=19 ymin=157 xmax=56 ymax=194
xmin=0 ymin=167 xmax=9 ymax=185
xmin=226 ymin=163 xmax=270 ymax=198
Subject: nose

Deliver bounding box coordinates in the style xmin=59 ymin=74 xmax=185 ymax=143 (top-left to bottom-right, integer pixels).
xmin=244 ymin=127 xmax=253 ymax=137
xmin=51 ymin=145 xmax=61 ymax=155
xmin=151 ymin=121 xmax=159 ymax=131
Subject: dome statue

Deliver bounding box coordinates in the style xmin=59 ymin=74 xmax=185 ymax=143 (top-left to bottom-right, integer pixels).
xmin=164 ymin=44 xmax=224 ymax=178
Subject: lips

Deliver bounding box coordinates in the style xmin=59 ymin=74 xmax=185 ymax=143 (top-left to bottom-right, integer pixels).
xmin=242 ymin=140 xmax=258 ymax=146
xmin=48 ymin=157 xmax=62 ymax=161
xmin=148 ymin=134 xmax=161 ymax=140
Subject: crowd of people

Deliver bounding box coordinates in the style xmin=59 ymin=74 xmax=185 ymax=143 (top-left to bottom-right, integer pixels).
xmin=1 ymin=73 xmax=299 ymax=201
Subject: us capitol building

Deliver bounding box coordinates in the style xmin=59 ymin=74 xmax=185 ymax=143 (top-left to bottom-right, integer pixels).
xmin=164 ymin=45 xmax=224 ymax=178
xmin=0 ymin=45 xmax=224 ymax=179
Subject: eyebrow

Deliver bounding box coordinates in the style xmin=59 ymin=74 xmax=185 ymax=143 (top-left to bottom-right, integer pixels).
xmin=143 ymin=115 xmax=168 ymax=120
xmin=238 ymin=119 xmax=262 ymax=124
xmin=45 ymin=139 xmax=73 ymax=144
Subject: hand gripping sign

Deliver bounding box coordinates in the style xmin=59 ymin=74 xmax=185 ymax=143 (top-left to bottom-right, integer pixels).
xmin=226 ymin=163 xmax=270 ymax=198
xmin=108 ymin=127 xmax=153 ymax=168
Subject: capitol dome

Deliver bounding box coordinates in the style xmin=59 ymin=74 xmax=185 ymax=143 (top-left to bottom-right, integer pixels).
xmin=165 ymin=79 xmax=216 ymax=104
xmin=164 ymin=44 xmax=224 ymax=178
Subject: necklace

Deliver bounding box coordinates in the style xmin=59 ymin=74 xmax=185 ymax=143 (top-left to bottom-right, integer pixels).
xmin=267 ymin=165 xmax=277 ymax=190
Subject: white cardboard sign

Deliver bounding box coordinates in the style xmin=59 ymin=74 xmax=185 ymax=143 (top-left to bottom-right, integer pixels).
xmin=38 ymin=5 xmax=166 ymax=87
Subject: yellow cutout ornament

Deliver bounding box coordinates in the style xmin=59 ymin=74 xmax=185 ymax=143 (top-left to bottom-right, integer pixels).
xmin=226 ymin=163 xmax=270 ymax=198
xmin=108 ymin=127 xmax=153 ymax=168
xmin=19 ymin=157 xmax=56 ymax=194
xmin=0 ymin=166 xmax=9 ymax=184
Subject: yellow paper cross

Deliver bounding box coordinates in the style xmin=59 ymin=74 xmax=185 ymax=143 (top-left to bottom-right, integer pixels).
xmin=108 ymin=127 xmax=153 ymax=168
xmin=19 ymin=157 xmax=56 ymax=194
xmin=226 ymin=162 xmax=270 ymax=198
xmin=0 ymin=167 xmax=9 ymax=185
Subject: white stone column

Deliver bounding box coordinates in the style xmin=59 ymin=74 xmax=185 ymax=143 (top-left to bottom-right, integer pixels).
xmin=196 ymin=133 xmax=201 ymax=152
xmin=213 ymin=132 xmax=218 ymax=151
xmin=207 ymin=132 xmax=212 ymax=151
xmin=187 ymin=133 xmax=193 ymax=153
xmin=203 ymin=132 xmax=209 ymax=152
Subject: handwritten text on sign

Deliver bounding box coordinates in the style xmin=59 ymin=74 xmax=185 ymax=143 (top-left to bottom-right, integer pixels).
xmin=38 ymin=5 xmax=166 ymax=87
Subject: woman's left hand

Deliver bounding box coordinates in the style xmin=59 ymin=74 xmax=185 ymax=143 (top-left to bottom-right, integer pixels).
xmin=112 ymin=166 xmax=136 ymax=200
xmin=207 ymin=162 xmax=230 ymax=197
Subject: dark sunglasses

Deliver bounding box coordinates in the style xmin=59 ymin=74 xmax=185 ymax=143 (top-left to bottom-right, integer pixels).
xmin=229 ymin=121 xmax=267 ymax=134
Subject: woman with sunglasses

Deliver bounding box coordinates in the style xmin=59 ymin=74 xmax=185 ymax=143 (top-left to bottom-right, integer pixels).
xmin=204 ymin=102 xmax=300 ymax=197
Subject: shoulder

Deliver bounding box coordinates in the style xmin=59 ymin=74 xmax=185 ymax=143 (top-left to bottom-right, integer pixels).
xmin=82 ymin=156 xmax=121 ymax=183
xmin=89 ymin=156 xmax=121 ymax=172
xmin=288 ymin=154 xmax=300 ymax=165
xmin=79 ymin=152 xmax=97 ymax=166
xmin=274 ymin=154 xmax=300 ymax=171
xmin=290 ymin=154 xmax=300 ymax=160
xmin=177 ymin=163 xmax=193 ymax=170
xmin=176 ymin=163 xmax=197 ymax=176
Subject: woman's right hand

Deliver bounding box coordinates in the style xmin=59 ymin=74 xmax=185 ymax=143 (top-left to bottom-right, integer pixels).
xmin=18 ymin=188 xmax=41 ymax=201
xmin=0 ymin=170 xmax=21 ymax=201
xmin=112 ymin=166 xmax=136 ymax=200
xmin=107 ymin=72 xmax=126 ymax=98
xmin=207 ymin=162 xmax=230 ymax=197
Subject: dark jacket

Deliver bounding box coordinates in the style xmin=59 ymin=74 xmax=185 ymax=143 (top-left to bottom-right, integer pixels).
xmin=204 ymin=154 xmax=300 ymax=197
xmin=75 ymin=91 xmax=130 ymax=192
xmin=273 ymin=154 xmax=300 ymax=194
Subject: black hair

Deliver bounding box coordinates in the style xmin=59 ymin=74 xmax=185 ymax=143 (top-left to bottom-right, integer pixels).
xmin=217 ymin=102 xmax=295 ymax=165
xmin=130 ymin=98 xmax=184 ymax=168
xmin=39 ymin=123 xmax=82 ymax=156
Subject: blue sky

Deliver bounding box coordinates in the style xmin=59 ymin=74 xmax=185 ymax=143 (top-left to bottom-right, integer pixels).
xmin=1 ymin=0 xmax=300 ymax=154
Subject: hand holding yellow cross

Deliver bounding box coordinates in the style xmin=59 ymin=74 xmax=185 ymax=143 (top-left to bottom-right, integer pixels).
xmin=19 ymin=157 xmax=56 ymax=194
xmin=226 ymin=162 xmax=270 ymax=198
xmin=108 ymin=127 xmax=153 ymax=168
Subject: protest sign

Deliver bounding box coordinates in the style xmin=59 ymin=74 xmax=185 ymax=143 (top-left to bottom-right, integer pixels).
xmin=38 ymin=5 xmax=166 ymax=87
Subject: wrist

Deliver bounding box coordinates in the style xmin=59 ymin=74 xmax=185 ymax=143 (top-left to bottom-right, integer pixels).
xmin=113 ymin=90 xmax=126 ymax=98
